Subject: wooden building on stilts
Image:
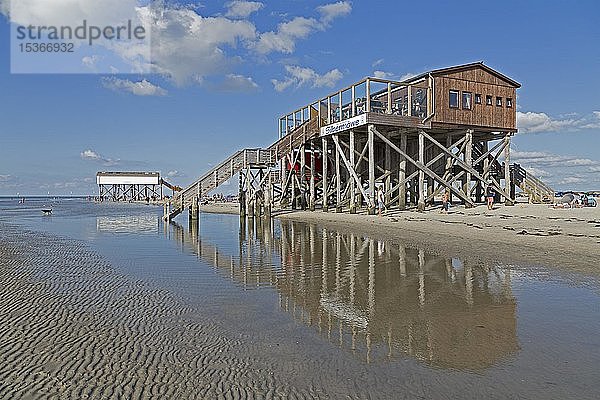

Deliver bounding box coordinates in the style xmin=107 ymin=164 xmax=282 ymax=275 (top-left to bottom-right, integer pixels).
xmin=164 ymin=62 xmax=554 ymax=221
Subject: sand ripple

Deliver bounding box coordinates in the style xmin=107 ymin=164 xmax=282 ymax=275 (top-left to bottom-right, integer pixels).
xmin=0 ymin=224 xmax=316 ymax=399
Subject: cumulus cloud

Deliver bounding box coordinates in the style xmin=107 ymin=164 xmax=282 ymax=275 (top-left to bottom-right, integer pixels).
xmin=558 ymin=176 xmax=584 ymax=185
xmin=215 ymin=74 xmax=259 ymax=92
xmin=80 ymin=149 xmax=120 ymax=166
xmin=511 ymin=149 xmax=600 ymax=190
xmin=316 ymin=1 xmax=352 ymax=24
xmin=254 ymin=1 xmax=351 ymax=54
xmin=373 ymin=70 xmax=395 ymax=80
xmin=143 ymin=7 xmax=257 ymax=85
xmin=517 ymin=111 xmax=600 ymax=133
xmin=101 ymin=78 xmax=167 ymax=96
xmin=1 ymin=1 xmax=353 ymax=86
xmin=82 ymin=55 xmax=101 ymax=70
xmin=225 ymin=1 xmax=264 ymax=19
xmin=271 ymin=65 xmax=343 ymax=92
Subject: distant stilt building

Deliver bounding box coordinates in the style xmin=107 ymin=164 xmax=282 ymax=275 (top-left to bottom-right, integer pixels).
xmin=97 ymin=172 xmax=180 ymax=202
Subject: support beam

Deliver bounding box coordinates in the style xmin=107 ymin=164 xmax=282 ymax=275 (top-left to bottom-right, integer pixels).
xmin=372 ymin=126 xmax=475 ymax=207
xmin=368 ymin=125 xmax=376 ymax=215
xmin=385 ymin=140 xmax=391 ymax=204
xmin=349 ymin=129 xmax=356 ymax=213
xmin=398 ymin=131 xmax=407 ymax=210
xmin=335 ymin=135 xmax=342 ymax=212
xmin=504 ymin=135 xmax=513 ymax=205
xmin=464 ymin=129 xmax=473 ymax=207
xmin=310 ymin=141 xmax=316 ymax=211
xmin=322 ymin=137 xmax=329 ymax=212
xmin=418 ymin=130 xmax=425 ymax=211
xmin=331 ymin=135 xmax=371 ymax=207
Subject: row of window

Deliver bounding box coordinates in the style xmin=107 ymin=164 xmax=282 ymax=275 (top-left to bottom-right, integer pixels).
xmin=449 ymin=90 xmax=512 ymax=110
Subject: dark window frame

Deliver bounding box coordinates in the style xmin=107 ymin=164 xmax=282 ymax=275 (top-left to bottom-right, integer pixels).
xmin=496 ymin=96 xmax=503 ymax=107
xmin=449 ymin=90 xmax=459 ymax=108
xmin=462 ymin=91 xmax=473 ymax=110
xmin=475 ymin=93 xmax=482 ymax=104
xmin=486 ymin=95 xmax=493 ymax=105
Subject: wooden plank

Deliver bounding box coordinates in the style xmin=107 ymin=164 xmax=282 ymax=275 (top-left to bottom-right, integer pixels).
xmin=368 ymin=125 xmax=375 ymax=214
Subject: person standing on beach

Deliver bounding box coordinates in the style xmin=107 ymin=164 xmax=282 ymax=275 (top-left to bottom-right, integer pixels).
xmin=377 ymin=187 xmax=386 ymax=216
xmin=441 ymin=191 xmax=449 ymax=213
xmin=486 ymin=183 xmax=495 ymax=210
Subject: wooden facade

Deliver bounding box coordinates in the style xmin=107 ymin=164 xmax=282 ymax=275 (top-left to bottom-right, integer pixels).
xmin=422 ymin=63 xmax=520 ymax=132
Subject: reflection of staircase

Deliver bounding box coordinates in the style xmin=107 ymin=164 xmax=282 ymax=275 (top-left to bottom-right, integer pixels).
xmin=512 ymin=164 xmax=554 ymax=203
xmin=166 ymin=116 xmax=322 ymax=221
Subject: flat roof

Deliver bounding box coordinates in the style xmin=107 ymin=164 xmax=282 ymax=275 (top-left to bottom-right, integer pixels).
xmin=96 ymin=171 xmax=160 ymax=177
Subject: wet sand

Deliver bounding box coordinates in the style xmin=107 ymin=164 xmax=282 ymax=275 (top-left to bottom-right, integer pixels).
xmin=0 ymin=223 xmax=312 ymax=399
xmin=2 ymin=203 xmax=600 ymax=399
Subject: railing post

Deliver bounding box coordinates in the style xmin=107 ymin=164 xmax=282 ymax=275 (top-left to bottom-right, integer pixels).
xmin=387 ymin=82 xmax=392 ymax=114
xmin=407 ymin=85 xmax=412 ymax=117
xmin=351 ymin=85 xmax=356 ymax=117
xmin=322 ymin=137 xmax=329 ymax=212
xmin=366 ymin=78 xmax=371 ymax=113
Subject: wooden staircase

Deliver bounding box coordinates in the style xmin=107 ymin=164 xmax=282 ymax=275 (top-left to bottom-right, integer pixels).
xmin=165 ymin=116 xmax=322 ymax=221
xmin=512 ymin=164 xmax=554 ymax=203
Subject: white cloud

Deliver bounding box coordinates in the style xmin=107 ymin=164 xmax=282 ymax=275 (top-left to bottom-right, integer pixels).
xmin=511 ymin=149 xmax=600 ymax=190
xmin=373 ymin=70 xmax=395 ymax=79
xmin=2 ymin=1 xmax=352 ymax=85
xmin=80 ymin=149 xmax=120 ymax=166
xmin=101 ymin=78 xmax=167 ymax=96
xmin=517 ymin=111 xmax=576 ymax=133
xmin=271 ymin=65 xmax=343 ymax=92
xmin=372 ymin=59 xmax=384 ymax=67
xmin=558 ymin=176 xmax=584 ymax=185
xmin=82 ymin=55 xmax=100 ymax=70
xmin=254 ymin=1 xmax=352 ymax=54
xmin=225 ymin=1 xmax=264 ymax=19
xmin=0 ymin=174 xmax=12 ymax=182
xmin=254 ymin=17 xmax=321 ymax=54
xmin=524 ymin=167 xmax=552 ymax=179
xmin=216 ymin=74 xmax=259 ymax=92
xmin=316 ymin=1 xmax=352 ymax=24
xmin=517 ymin=111 xmax=600 ymax=133
xmin=167 ymin=170 xmax=183 ymax=178
xmin=373 ymin=70 xmax=415 ymax=81
xmin=142 ymin=7 xmax=257 ymax=84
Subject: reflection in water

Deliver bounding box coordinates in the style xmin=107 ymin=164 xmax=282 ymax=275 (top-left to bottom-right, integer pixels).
xmin=96 ymin=215 xmax=160 ymax=234
xmin=168 ymin=217 xmax=518 ymax=370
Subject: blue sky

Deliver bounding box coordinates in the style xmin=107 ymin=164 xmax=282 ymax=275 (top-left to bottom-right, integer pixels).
xmin=0 ymin=0 xmax=599 ymax=195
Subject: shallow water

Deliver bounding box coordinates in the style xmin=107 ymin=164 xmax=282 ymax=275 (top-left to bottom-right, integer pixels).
xmin=1 ymin=198 xmax=599 ymax=399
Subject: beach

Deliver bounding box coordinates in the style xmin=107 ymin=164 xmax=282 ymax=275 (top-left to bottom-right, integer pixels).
xmin=1 ymin=199 xmax=600 ymax=399
xmin=204 ymin=202 xmax=600 ymax=275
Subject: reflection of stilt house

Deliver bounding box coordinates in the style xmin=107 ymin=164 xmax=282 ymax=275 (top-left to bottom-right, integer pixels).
xmin=169 ymin=218 xmax=518 ymax=370
xmin=165 ymin=62 xmax=553 ymax=220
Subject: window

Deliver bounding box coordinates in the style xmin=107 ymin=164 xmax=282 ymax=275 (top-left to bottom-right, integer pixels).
xmin=506 ymin=98 xmax=513 ymax=108
xmin=462 ymin=92 xmax=472 ymax=110
xmin=449 ymin=90 xmax=459 ymax=108
xmin=486 ymin=95 xmax=492 ymax=105
xmin=496 ymin=97 xmax=503 ymax=107
xmin=475 ymin=94 xmax=482 ymax=104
